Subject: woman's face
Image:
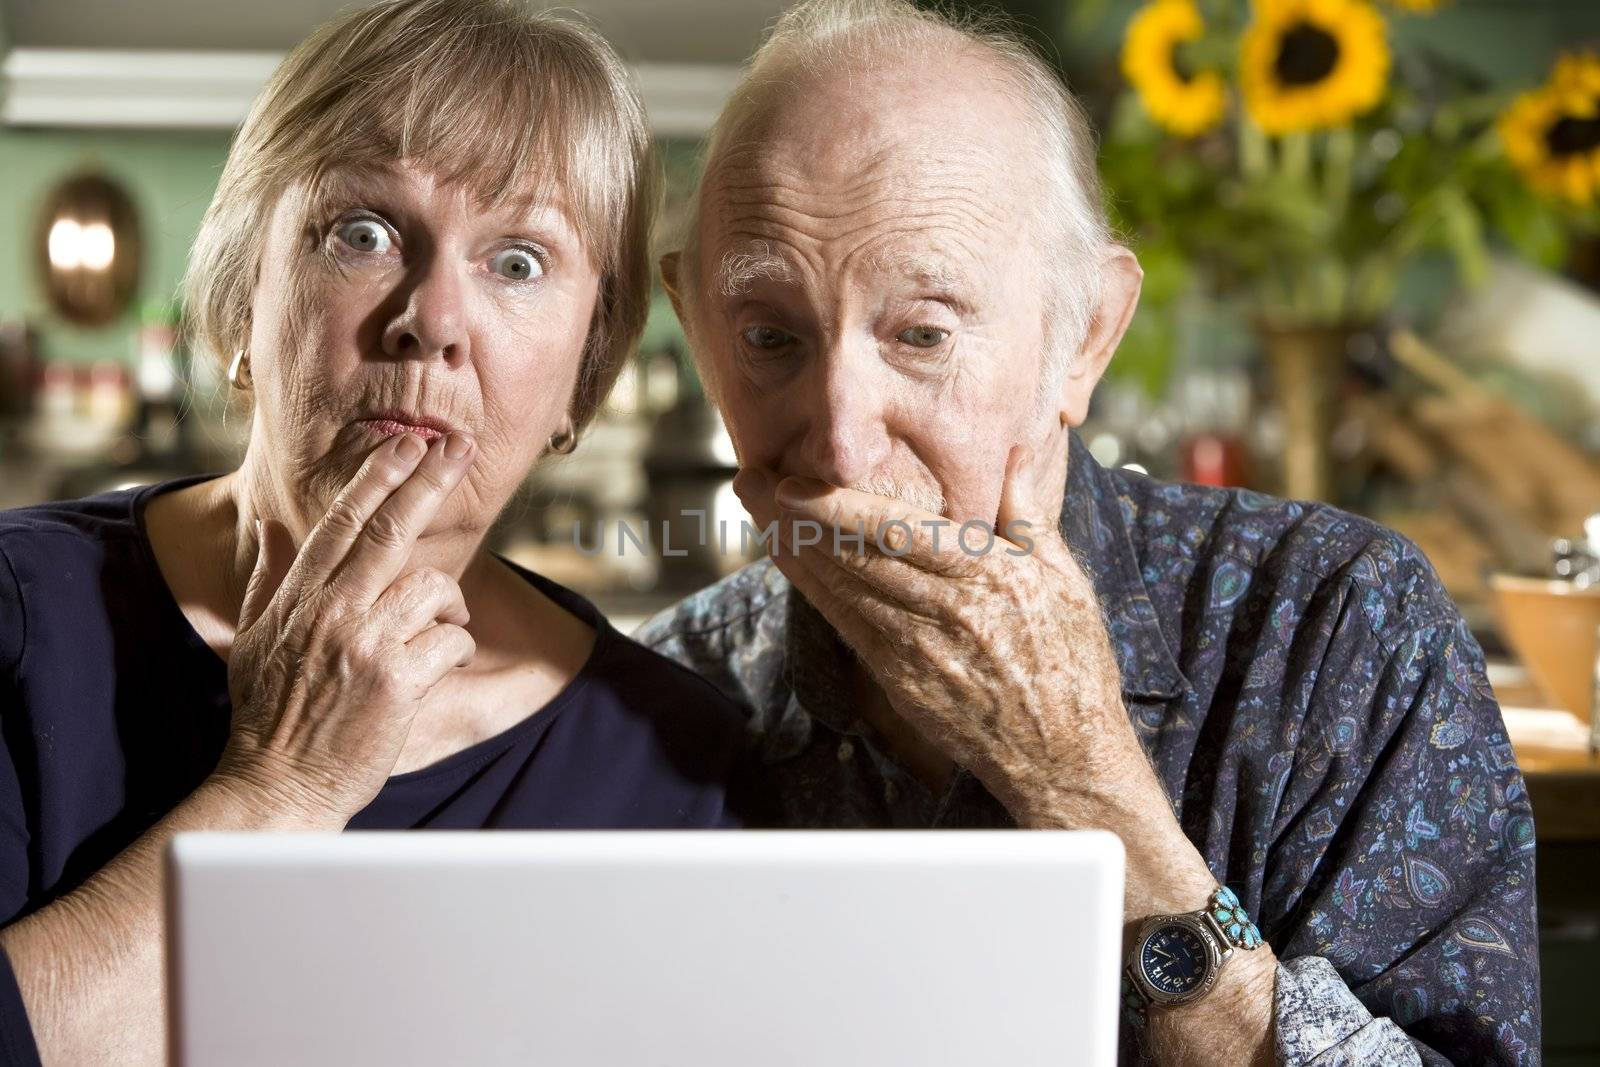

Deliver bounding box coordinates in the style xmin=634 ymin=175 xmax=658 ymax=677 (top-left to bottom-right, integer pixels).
xmin=245 ymin=159 xmax=601 ymax=538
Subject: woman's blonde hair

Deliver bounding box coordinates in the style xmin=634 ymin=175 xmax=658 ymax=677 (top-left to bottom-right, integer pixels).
xmin=182 ymin=0 xmax=658 ymax=432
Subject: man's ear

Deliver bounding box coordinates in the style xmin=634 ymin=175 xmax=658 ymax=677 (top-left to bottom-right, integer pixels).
xmin=659 ymin=251 xmax=688 ymax=326
xmin=1057 ymin=247 xmax=1142 ymax=428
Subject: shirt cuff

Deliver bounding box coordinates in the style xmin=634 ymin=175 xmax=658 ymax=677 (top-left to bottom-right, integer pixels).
xmin=0 ymin=943 xmax=40 ymax=1067
xmin=1274 ymin=955 xmax=1420 ymax=1067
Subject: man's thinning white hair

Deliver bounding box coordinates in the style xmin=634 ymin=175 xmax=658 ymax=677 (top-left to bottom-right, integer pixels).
xmin=685 ymin=0 xmax=1118 ymax=395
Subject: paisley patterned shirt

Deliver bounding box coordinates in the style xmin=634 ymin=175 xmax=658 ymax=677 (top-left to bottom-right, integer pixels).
xmin=638 ymin=431 xmax=1539 ymax=1066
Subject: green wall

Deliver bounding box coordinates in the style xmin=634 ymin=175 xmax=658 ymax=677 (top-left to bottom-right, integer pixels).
xmin=1 ymin=0 xmax=1596 ymax=372
xmin=0 ymin=127 xmax=230 ymax=365
xmin=0 ymin=127 xmax=701 ymax=371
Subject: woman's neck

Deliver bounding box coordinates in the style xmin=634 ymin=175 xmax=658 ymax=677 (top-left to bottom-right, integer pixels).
xmin=147 ymin=447 xmax=493 ymax=662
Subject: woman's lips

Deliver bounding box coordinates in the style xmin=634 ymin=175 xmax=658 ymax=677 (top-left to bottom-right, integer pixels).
xmin=355 ymin=417 xmax=450 ymax=442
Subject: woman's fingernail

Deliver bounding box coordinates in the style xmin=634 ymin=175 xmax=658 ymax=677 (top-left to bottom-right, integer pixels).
xmin=444 ymin=433 xmax=472 ymax=460
xmin=395 ymin=433 xmax=426 ymax=463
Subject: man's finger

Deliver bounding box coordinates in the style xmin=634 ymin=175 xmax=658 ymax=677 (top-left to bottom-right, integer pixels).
xmin=766 ymin=532 xmax=899 ymax=663
xmin=732 ymin=467 xmax=781 ymax=529
xmin=772 ymin=478 xmax=978 ymax=577
xmin=327 ymin=432 xmax=477 ymax=605
xmin=793 ymin=534 xmax=946 ymax=614
xmin=287 ymin=432 xmax=430 ymax=599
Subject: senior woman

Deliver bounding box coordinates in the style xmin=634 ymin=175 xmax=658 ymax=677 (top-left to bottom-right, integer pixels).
xmin=0 ymin=1 xmax=752 ymax=1062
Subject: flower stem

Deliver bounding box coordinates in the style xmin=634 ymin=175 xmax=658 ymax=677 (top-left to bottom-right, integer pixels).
xmin=1239 ymin=116 xmax=1270 ymax=180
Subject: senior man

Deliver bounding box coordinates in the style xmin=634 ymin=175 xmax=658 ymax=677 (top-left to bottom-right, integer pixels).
xmin=641 ymin=1 xmax=1538 ymax=1064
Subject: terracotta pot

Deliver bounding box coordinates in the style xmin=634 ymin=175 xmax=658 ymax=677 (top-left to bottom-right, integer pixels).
xmin=1489 ymin=574 xmax=1600 ymax=724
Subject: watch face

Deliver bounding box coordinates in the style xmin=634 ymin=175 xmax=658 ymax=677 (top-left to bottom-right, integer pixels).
xmin=1139 ymin=923 xmax=1211 ymax=998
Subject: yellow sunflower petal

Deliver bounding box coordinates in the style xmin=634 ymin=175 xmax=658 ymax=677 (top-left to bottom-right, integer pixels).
xmin=1240 ymin=0 xmax=1391 ymax=135
xmin=1122 ymin=0 xmax=1228 ymax=137
xmin=1499 ymin=54 xmax=1600 ymax=206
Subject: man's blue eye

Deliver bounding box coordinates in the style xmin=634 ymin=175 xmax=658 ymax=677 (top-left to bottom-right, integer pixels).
xmin=898 ymin=326 xmax=948 ymax=348
xmin=337 ymin=218 xmax=392 ymax=253
xmin=742 ymin=326 xmax=791 ymax=350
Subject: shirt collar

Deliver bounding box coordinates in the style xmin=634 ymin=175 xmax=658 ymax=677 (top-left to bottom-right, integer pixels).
xmin=1059 ymin=429 xmax=1190 ymax=702
xmin=783 ymin=429 xmax=1190 ymax=736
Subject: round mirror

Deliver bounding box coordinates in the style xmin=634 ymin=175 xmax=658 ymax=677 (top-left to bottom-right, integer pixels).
xmin=34 ymin=172 xmax=143 ymax=329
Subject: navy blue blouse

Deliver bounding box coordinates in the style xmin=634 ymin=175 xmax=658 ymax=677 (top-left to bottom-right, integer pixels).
xmin=0 ymin=477 xmax=752 ymax=1064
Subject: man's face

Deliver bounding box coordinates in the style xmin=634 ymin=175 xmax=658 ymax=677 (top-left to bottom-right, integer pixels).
xmin=684 ymin=61 xmax=1058 ymax=527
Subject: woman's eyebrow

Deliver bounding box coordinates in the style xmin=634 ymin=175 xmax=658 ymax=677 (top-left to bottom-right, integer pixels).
xmin=305 ymin=165 xmax=400 ymax=214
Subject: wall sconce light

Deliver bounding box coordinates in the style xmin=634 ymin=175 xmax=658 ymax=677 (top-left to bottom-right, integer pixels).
xmin=33 ymin=171 xmax=142 ymax=329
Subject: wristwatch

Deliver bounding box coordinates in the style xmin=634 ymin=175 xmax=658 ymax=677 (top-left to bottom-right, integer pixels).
xmin=1121 ymin=886 xmax=1262 ymax=1020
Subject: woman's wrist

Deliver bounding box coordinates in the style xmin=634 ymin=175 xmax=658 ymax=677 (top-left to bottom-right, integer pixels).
xmin=203 ymin=756 xmax=351 ymax=832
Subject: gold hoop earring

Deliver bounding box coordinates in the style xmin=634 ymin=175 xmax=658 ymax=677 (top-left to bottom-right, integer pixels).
xmin=548 ymin=425 xmax=576 ymax=454
xmin=227 ymin=349 xmax=252 ymax=389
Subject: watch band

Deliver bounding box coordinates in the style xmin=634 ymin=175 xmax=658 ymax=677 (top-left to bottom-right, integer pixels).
xmin=1121 ymin=885 xmax=1263 ymax=1025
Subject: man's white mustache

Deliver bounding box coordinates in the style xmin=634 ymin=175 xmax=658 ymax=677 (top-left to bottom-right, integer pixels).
xmin=848 ymin=475 xmax=945 ymax=517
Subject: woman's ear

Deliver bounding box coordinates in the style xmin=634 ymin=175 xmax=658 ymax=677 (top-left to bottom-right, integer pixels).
xmin=1056 ymin=247 xmax=1142 ymax=428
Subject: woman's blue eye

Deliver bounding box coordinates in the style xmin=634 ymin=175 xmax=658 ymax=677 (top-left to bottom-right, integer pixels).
xmin=337 ymin=218 xmax=392 ymax=254
xmin=898 ymin=325 xmax=949 ymax=348
xmin=492 ymin=248 xmax=543 ymax=282
xmin=742 ymin=325 xmax=791 ymax=350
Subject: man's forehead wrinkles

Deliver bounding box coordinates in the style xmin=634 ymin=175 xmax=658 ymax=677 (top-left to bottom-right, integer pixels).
xmin=718 ymin=211 xmax=994 ymax=269
xmin=710 ymin=182 xmax=1011 ymax=242
xmin=708 ymin=159 xmax=1012 ymax=230
xmin=716 ymin=210 xmax=988 ymax=259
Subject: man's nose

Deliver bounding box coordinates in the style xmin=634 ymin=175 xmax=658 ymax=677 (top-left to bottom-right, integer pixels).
xmin=793 ymin=341 xmax=893 ymax=488
xmin=381 ymin=256 xmax=470 ymax=368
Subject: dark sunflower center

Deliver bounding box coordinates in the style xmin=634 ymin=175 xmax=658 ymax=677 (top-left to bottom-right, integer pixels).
xmin=1274 ymin=23 xmax=1340 ymax=86
xmin=1546 ymin=114 xmax=1600 ymax=157
xmin=1169 ymin=40 xmax=1198 ymax=83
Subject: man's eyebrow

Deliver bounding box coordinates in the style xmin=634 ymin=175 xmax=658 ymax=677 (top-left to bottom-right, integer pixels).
xmin=716 ymin=240 xmax=797 ymax=296
xmin=867 ymin=248 xmax=970 ymax=293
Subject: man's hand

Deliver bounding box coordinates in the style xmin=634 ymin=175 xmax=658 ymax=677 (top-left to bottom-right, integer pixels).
xmin=735 ymin=432 xmax=1277 ymax=1064
xmin=736 ymin=431 xmax=1135 ymax=825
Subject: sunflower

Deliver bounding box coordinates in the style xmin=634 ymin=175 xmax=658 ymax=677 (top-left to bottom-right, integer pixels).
xmin=1499 ymin=52 xmax=1600 ymax=206
xmin=1121 ymin=0 xmax=1228 ymax=137
xmin=1384 ymin=0 xmax=1449 ymax=12
xmin=1241 ymin=0 xmax=1391 ymax=135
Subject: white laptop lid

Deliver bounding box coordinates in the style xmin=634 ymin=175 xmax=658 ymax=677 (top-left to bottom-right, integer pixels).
xmin=167 ymin=830 xmax=1124 ymax=1067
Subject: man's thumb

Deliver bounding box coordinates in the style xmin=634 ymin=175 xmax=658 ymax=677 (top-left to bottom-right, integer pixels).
xmin=997 ymin=442 xmax=1071 ymax=569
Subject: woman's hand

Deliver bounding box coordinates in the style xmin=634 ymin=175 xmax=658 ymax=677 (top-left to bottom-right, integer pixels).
xmin=215 ymin=430 xmax=478 ymax=824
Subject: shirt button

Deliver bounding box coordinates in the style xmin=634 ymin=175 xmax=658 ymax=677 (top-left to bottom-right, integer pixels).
xmin=837 ymin=740 xmax=854 ymax=762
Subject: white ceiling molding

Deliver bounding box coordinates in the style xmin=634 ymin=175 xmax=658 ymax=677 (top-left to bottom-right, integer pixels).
xmin=633 ymin=63 xmax=741 ymax=140
xmin=1 ymin=48 xmax=737 ymax=138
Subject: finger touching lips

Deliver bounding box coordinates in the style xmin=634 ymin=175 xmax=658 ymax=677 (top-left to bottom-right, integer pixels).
xmin=330 ymin=431 xmax=477 ymax=603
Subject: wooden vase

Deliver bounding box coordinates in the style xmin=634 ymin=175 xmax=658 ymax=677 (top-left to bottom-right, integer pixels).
xmin=1254 ymin=322 xmax=1358 ymax=502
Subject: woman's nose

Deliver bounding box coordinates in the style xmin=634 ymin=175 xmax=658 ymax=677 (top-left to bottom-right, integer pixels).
xmin=381 ymin=258 xmax=471 ymax=368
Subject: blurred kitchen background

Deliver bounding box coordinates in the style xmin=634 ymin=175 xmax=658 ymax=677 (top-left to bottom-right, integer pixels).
xmin=2 ymin=0 xmax=1600 ymax=1059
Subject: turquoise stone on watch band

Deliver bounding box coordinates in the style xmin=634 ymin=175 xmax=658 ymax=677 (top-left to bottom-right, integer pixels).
xmin=1211 ymin=885 xmax=1263 ymax=949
